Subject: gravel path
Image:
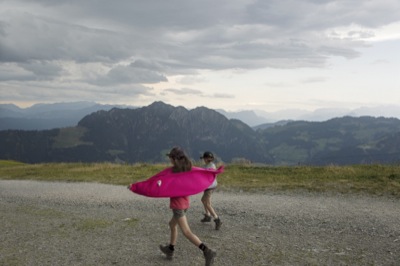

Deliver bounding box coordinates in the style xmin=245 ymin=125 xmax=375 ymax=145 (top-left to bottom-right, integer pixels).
xmin=1 ymin=180 xmax=399 ymax=266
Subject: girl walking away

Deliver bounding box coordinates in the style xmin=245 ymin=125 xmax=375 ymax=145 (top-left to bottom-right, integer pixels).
xmin=200 ymin=151 xmax=222 ymax=230
xmin=159 ymin=147 xmax=217 ymax=266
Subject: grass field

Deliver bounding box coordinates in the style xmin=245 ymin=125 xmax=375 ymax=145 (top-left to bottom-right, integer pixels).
xmin=1 ymin=160 xmax=399 ymax=197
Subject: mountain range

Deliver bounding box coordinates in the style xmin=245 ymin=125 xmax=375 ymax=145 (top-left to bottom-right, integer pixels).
xmin=2 ymin=101 xmax=400 ymax=130
xmin=1 ymin=101 xmax=400 ymax=165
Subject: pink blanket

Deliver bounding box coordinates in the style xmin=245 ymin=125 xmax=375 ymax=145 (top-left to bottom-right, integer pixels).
xmin=128 ymin=166 xmax=224 ymax=198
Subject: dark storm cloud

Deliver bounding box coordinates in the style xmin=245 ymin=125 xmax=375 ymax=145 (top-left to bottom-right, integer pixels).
xmin=1 ymin=0 xmax=400 ymax=103
xmin=3 ymin=0 xmax=399 ymax=70
xmin=0 ymin=12 xmax=131 ymax=63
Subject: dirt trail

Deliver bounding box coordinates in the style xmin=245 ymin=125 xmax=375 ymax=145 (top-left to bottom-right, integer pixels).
xmin=1 ymin=180 xmax=399 ymax=265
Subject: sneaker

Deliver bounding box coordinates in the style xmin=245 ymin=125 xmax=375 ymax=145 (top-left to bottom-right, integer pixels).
xmin=201 ymin=214 xmax=212 ymax=223
xmin=159 ymin=244 xmax=174 ymax=259
xmin=214 ymin=218 xmax=222 ymax=230
xmin=204 ymin=248 xmax=216 ymax=266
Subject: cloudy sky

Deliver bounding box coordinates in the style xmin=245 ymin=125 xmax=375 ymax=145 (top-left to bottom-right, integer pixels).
xmin=1 ymin=0 xmax=400 ymax=113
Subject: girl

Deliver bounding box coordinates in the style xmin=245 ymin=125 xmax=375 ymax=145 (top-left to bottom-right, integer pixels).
xmin=159 ymin=146 xmax=216 ymax=266
xmin=200 ymin=151 xmax=222 ymax=230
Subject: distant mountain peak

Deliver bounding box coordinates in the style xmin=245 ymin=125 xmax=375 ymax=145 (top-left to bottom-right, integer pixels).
xmin=2 ymin=102 xmax=400 ymax=165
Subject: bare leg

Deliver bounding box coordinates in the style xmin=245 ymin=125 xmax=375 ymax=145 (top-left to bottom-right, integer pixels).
xmin=169 ymin=217 xmax=179 ymax=245
xmin=201 ymin=193 xmax=211 ymax=216
xmin=176 ymin=215 xmax=202 ymax=246
xmin=202 ymin=193 xmax=218 ymax=219
xmin=175 ymin=215 xmax=217 ymax=265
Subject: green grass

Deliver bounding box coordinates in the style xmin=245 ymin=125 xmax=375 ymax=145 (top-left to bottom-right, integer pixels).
xmin=220 ymin=164 xmax=400 ymax=196
xmin=0 ymin=160 xmax=166 ymax=185
xmin=0 ymin=160 xmax=399 ymax=197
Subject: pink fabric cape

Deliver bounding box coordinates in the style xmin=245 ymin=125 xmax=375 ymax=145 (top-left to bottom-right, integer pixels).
xmin=128 ymin=166 xmax=224 ymax=198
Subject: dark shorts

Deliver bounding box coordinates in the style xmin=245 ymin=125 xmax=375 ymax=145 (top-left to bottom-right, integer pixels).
xmin=202 ymin=188 xmax=215 ymax=200
xmin=172 ymin=209 xmax=187 ymax=219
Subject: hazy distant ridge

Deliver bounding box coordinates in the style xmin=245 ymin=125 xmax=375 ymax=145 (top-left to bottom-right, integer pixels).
xmin=1 ymin=101 xmax=400 ymax=165
xmin=2 ymin=102 xmax=400 ymax=130
xmin=0 ymin=102 xmax=135 ymax=130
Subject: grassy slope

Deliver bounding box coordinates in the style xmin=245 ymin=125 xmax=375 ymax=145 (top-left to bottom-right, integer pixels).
xmin=1 ymin=160 xmax=399 ymax=197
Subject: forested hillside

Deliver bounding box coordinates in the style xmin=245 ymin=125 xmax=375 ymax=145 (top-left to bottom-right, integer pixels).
xmin=1 ymin=102 xmax=400 ymax=165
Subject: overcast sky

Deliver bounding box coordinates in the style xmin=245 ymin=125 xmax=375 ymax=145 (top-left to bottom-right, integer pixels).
xmin=1 ymin=0 xmax=400 ymax=113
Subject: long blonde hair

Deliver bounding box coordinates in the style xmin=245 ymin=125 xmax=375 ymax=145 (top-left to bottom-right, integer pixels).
xmin=167 ymin=146 xmax=192 ymax=173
